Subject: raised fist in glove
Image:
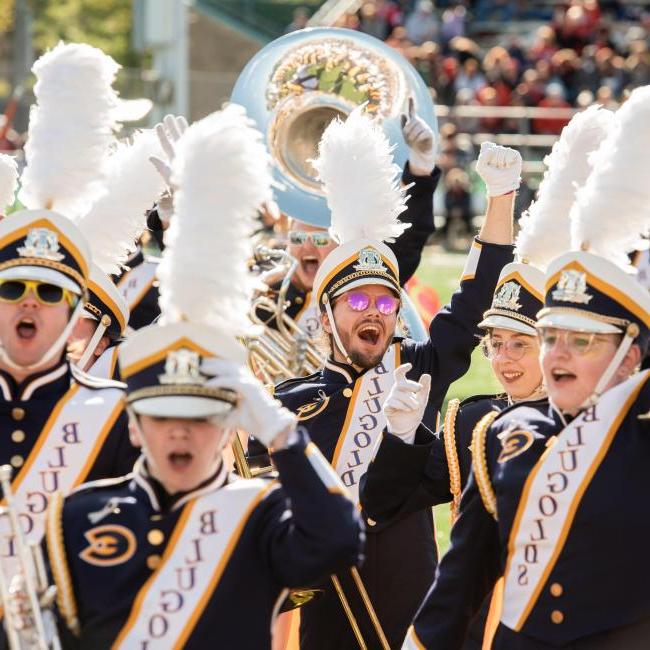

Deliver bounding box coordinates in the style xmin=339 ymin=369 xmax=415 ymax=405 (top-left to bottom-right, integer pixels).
xmin=476 ymin=142 xmax=522 ymax=197
xmin=149 ymin=113 xmax=189 ymax=189
xmin=401 ymin=97 xmax=437 ymax=176
xmin=383 ymin=363 xmax=431 ymax=445
xmin=203 ymin=359 xmax=296 ymax=448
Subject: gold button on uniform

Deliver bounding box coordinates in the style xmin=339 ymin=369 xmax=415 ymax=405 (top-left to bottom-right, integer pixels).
xmin=146 ymin=555 xmax=161 ymax=570
xmin=551 ymin=610 xmax=564 ymax=624
xmin=550 ymin=583 xmax=563 ymax=597
xmin=147 ymin=529 xmax=164 ymax=546
xmin=150 ymin=514 xmax=162 ymax=521
xmin=295 ymin=296 xmax=304 ymax=305
xmin=11 ymin=408 xmax=25 ymax=421
xmin=10 ymin=455 xmax=23 ymax=468
xmin=11 ymin=430 xmax=25 ymax=443
xmin=343 ymin=388 xmax=353 ymax=398
xmin=367 ymin=518 xmax=376 ymax=527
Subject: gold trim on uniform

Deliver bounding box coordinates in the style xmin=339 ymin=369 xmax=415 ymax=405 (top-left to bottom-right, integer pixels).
xmin=0 ymin=258 xmax=85 ymax=290
xmin=481 ymin=308 xmax=537 ymax=329
xmin=470 ymin=411 xmax=499 ymax=520
xmin=126 ymin=385 xmax=237 ymax=403
xmin=46 ymin=492 xmax=80 ymax=636
xmin=326 ymin=269 xmax=399 ymax=297
xmin=536 ymin=306 xmax=629 ymax=329
xmin=442 ymin=399 xmax=461 ymax=522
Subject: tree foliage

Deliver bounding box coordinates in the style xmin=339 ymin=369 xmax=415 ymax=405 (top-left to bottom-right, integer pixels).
xmin=29 ymin=0 xmax=139 ymax=66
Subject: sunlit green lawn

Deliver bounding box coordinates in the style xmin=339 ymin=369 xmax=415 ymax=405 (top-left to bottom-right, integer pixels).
xmin=413 ymin=247 xmax=500 ymax=555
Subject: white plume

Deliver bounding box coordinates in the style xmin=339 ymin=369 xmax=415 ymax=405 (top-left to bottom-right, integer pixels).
xmin=74 ymin=129 xmax=166 ymax=276
xmin=571 ymin=86 xmax=650 ymax=267
xmin=18 ymin=42 xmax=119 ymax=219
xmin=515 ymin=105 xmax=613 ymax=270
xmin=0 ymin=154 xmax=18 ymax=214
xmin=157 ymin=104 xmax=273 ymax=333
xmin=312 ymin=106 xmax=409 ymax=244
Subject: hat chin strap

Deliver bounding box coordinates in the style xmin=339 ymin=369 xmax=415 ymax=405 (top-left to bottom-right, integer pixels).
xmin=581 ymin=324 xmax=638 ymax=409
xmin=324 ymin=299 xmax=352 ymax=365
xmin=77 ymin=315 xmax=111 ymax=371
xmin=0 ymin=299 xmax=86 ymax=373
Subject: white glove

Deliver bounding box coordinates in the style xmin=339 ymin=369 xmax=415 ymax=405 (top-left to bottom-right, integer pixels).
xmin=203 ymin=359 xmax=297 ymax=448
xmin=383 ymin=363 xmax=431 ymax=445
xmin=401 ymin=97 xmax=437 ymax=175
xmin=149 ymin=114 xmax=189 ymax=189
xmin=475 ymin=142 xmax=522 ymax=197
xmin=155 ymin=190 xmax=174 ymax=224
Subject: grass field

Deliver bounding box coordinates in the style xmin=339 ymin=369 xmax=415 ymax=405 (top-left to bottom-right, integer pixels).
xmin=413 ymin=247 xmax=501 ymax=555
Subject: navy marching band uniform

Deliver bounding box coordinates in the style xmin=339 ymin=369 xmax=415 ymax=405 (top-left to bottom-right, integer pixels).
xmin=274 ymin=238 xmax=513 ymax=648
xmin=406 ymin=251 xmax=650 ymax=649
xmin=362 ymin=262 xmax=547 ymax=526
xmin=45 ymin=322 xmax=363 ymax=649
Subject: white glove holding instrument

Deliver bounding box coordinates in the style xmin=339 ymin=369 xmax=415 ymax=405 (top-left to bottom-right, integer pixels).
xmin=149 ymin=113 xmax=189 ymax=189
xmin=476 ymin=141 xmax=522 ymax=197
xmin=383 ymin=363 xmax=431 ymax=445
xmin=203 ymin=359 xmax=297 ymax=448
xmin=401 ymin=97 xmax=437 ymax=176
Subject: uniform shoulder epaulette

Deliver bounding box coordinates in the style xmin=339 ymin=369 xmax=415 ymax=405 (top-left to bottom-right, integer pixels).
xmin=274 ymin=372 xmax=321 ymax=394
xmin=442 ymin=398 xmax=462 ymax=521
xmin=66 ymin=473 xmax=133 ymax=499
xmin=470 ymin=410 xmax=500 ymax=520
xmin=46 ymin=491 xmax=80 ymax=636
xmin=70 ymin=363 xmax=126 ymax=391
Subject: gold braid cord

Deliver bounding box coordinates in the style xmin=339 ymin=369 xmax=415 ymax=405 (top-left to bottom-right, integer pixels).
xmin=442 ymin=399 xmax=462 ymax=522
xmin=46 ymin=492 xmax=80 ymax=636
xmin=470 ymin=411 xmax=500 ymax=521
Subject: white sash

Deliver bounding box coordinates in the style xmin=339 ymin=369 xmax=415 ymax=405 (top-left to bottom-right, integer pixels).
xmin=0 ymin=383 xmax=123 ymax=569
xmin=501 ymin=370 xmax=649 ymax=630
xmin=332 ymin=344 xmax=400 ymax=504
xmin=88 ymin=346 xmax=119 ymax=380
xmin=294 ymin=291 xmax=321 ymax=338
xmin=113 ymin=479 xmax=274 ymax=649
xmin=117 ymin=260 xmax=158 ymax=311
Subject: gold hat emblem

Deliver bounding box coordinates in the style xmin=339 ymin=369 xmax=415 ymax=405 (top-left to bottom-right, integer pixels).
xmin=493 ymin=281 xmax=522 ymax=311
xmin=552 ymin=269 xmax=593 ymax=304
xmin=159 ymin=348 xmax=205 ymax=385
xmin=354 ymin=247 xmax=387 ymax=273
xmin=17 ymin=228 xmax=65 ymax=262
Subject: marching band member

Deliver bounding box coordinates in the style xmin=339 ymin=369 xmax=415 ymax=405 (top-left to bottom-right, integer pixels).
xmin=67 ymin=263 xmax=129 ymax=379
xmin=405 ymin=85 xmax=650 ymax=650
xmin=68 ymin=127 xmax=167 ymax=377
xmin=0 ymin=42 xmax=138 ymax=600
xmin=257 ymin=97 xmax=441 ymax=341
xmin=266 ymin=107 xmax=516 ymax=648
xmin=38 ymin=104 xmax=362 ymax=650
xmin=361 ymin=104 xmax=614 ymax=530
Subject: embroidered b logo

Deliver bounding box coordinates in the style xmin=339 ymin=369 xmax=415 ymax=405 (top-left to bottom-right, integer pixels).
xmin=79 ymin=525 xmax=137 ymax=566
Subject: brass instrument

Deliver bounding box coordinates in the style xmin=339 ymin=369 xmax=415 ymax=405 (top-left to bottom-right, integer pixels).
xmin=0 ymin=465 xmax=60 ymax=650
xmin=247 ymin=246 xmax=325 ymax=386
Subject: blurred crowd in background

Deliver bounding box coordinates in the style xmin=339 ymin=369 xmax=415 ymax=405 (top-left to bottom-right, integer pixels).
xmin=288 ymin=0 xmax=650 ymax=245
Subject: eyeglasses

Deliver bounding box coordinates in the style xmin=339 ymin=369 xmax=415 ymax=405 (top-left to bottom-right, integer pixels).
xmin=341 ymin=291 xmax=400 ymax=315
xmin=0 ymin=280 xmax=78 ymax=307
xmin=288 ymin=230 xmax=333 ymax=248
xmin=481 ymin=338 xmax=535 ymax=361
xmin=537 ymin=328 xmax=618 ymax=356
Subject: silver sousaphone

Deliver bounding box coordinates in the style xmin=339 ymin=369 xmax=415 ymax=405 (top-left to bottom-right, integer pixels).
xmin=231 ymin=27 xmax=435 ymax=341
